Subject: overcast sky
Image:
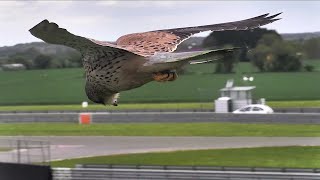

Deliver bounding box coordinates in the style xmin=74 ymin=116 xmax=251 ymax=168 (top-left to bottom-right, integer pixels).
xmin=1 ymin=1 xmax=319 ymax=47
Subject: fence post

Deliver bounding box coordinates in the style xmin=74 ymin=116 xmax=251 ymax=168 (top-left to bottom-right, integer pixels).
xmin=17 ymin=140 xmax=21 ymax=163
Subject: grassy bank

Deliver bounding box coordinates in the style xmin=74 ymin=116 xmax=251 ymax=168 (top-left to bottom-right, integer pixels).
xmin=0 ymin=64 xmax=320 ymax=105
xmin=267 ymin=100 xmax=320 ymax=108
xmin=2 ymin=123 xmax=320 ymax=136
xmin=51 ymin=146 xmax=320 ymax=168
xmin=0 ymin=148 xmax=11 ymax=152
xmin=0 ymin=102 xmax=213 ymax=111
xmin=0 ymin=100 xmax=319 ymax=112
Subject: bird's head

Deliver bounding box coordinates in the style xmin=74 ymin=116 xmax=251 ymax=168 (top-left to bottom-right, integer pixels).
xmin=103 ymin=93 xmax=119 ymax=106
xmin=87 ymin=93 xmax=119 ymax=106
xmin=85 ymin=83 xmax=119 ymax=106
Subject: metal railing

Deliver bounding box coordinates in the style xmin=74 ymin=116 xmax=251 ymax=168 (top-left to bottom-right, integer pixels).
xmin=0 ymin=107 xmax=320 ymax=114
xmin=75 ymin=164 xmax=320 ymax=173
xmin=52 ymin=165 xmax=320 ymax=180
xmin=0 ymin=139 xmax=50 ymax=165
xmin=1 ymin=111 xmax=320 ymax=124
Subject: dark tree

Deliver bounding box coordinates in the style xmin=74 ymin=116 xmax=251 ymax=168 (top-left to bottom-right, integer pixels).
xmin=248 ymin=34 xmax=302 ymax=72
xmin=214 ymin=46 xmax=240 ymax=74
xmin=34 ymin=54 xmax=53 ymax=69
xmin=303 ymin=38 xmax=320 ymax=59
xmin=7 ymin=56 xmax=33 ymax=69
xmin=202 ymin=28 xmax=281 ymax=62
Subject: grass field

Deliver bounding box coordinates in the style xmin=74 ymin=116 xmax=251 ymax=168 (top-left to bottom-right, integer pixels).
xmin=51 ymin=146 xmax=320 ymax=168
xmin=0 ymin=102 xmax=214 ymax=111
xmin=0 ymin=100 xmax=319 ymax=112
xmin=267 ymin=100 xmax=320 ymax=108
xmin=0 ymin=62 xmax=319 ymax=105
xmin=0 ymin=148 xmax=11 ymax=152
xmin=2 ymin=123 xmax=320 ymax=136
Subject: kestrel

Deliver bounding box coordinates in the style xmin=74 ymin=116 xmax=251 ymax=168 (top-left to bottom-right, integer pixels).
xmin=29 ymin=13 xmax=281 ymax=106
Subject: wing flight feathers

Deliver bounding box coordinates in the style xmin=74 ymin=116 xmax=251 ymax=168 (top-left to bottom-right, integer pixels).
xmin=30 ymin=13 xmax=281 ymax=58
xmin=140 ymin=47 xmax=240 ymax=72
xmin=29 ymin=19 xmax=142 ymax=56
xmin=116 ymin=13 xmax=282 ymax=56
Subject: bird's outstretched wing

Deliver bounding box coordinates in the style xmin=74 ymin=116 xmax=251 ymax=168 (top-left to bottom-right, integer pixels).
xmin=140 ymin=47 xmax=240 ymax=72
xmin=116 ymin=13 xmax=282 ymax=56
xmin=29 ymin=20 xmax=142 ymax=57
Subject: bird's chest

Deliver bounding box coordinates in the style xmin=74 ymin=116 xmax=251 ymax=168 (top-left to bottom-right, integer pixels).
xmin=84 ymin=58 xmax=124 ymax=91
xmin=83 ymin=53 xmax=151 ymax=91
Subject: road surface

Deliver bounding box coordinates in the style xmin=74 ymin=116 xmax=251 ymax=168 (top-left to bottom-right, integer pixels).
xmin=1 ymin=136 xmax=320 ymax=163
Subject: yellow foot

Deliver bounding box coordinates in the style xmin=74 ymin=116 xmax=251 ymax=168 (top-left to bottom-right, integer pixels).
xmin=153 ymin=72 xmax=178 ymax=82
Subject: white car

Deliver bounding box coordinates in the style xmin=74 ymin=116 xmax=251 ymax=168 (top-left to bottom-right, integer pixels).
xmin=232 ymin=104 xmax=274 ymax=114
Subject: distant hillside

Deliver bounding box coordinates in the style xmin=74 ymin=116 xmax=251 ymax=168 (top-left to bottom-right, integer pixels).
xmin=0 ymin=32 xmax=319 ymax=61
xmin=0 ymin=37 xmax=206 ymax=61
xmin=281 ymin=32 xmax=320 ymax=41
xmin=0 ymin=42 xmax=79 ymax=61
xmin=176 ymin=36 xmax=206 ymax=52
xmin=0 ymin=42 xmax=83 ymax=69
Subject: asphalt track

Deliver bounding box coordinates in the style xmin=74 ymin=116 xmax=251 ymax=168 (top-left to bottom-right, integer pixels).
xmin=1 ymin=111 xmax=320 ymax=124
xmin=1 ymin=136 xmax=320 ymax=163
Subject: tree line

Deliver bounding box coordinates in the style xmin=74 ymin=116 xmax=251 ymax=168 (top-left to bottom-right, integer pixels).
xmin=202 ymin=28 xmax=320 ymax=73
xmin=0 ymin=43 xmax=82 ymax=70
xmin=1 ymin=30 xmax=320 ymax=72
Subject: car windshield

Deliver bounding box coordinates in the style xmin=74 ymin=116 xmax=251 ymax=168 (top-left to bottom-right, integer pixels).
xmin=240 ymin=107 xmax=251 ymax=112
xmin=252 ymin=107 xmax=264 ymax=111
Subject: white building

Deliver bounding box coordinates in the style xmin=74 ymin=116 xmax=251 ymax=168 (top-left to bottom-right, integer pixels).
xmin=1 ymin=63 xmax=26 ymax=71
xmin=215 ymin=79 xmax=256 ymax=112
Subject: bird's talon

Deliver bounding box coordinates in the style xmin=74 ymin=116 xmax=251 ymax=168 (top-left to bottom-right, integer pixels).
xmin=153 ymin=72 xmax=177 ymax=82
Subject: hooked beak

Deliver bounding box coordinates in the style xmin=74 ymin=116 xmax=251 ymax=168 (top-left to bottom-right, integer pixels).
xmin=103 ymin=98 xmax=118 ymax=106
xmin=103 ymin=93 xmax=119 ymax=106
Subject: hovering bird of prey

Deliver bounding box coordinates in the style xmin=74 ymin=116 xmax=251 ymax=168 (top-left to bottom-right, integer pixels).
xmin=29 ymin=13 xmax=281 ymax=106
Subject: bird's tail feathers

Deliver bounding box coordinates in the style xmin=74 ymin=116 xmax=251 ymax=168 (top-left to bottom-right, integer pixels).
xmin=29 ymin=20 xmax=86 ymax=51
xmin=141 ymin=47 xmax=241 ymax=73
xmin=29 ymin=19 xmax=140 ymax=57
xmin=184 ymin=47 xmax=241 ymax=64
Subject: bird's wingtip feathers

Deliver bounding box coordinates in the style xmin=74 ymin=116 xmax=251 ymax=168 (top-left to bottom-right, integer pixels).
xmin=270 ymin=18 xmax=282 ymax=23
xmin=29 ymin=19 xmax=65 ymax=40
xmin=266 ymin=12 xmax=282 ymax=19
xmin=251 ymin=12 xmax=282 ymax=22
xmin=29 ymin=19 xmax=49 ymax=32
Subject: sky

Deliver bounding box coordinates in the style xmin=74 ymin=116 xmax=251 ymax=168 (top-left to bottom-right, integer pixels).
xmin=0 ymin=0 xmax=319 ymax=47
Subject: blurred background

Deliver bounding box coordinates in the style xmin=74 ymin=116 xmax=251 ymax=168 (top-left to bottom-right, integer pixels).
xmin=0 ymin=0 xmax=319 ymax=107
xmin=1 ymin=2 xmax=320 ymax=178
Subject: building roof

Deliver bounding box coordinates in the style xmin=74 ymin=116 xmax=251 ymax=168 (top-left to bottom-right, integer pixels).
xmin=2 ymin=63 xmax=25 ymax=67
xmin=217 ymin=97 xmax=232 ymax=100
xmin=220 ymin=86 xmax=256 ymax=91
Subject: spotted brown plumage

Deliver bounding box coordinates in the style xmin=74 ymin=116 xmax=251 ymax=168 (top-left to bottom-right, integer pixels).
xmin=29 ymin=13 xmax=281 ymax=106
xmin=116 ymin=13 xmax=282 ymax=56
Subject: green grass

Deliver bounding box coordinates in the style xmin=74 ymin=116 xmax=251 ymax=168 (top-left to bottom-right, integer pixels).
xmin=2 ymin=123 xmax=320 ymax=136
xmin=185 ymin=62 xmax=258 ymax=74
xmin=0 ymin=147 xmax=11 ymax=152
xmin=0 ymin=102 xmax=213 ymax=112
xmin=0 ymin=100 xmax=319 ymax=112
xmin=303 ymin=60 xmax=320 ymax=72
xmin=0 ymin=62 xmax=320 ymax=105
xmin=51 ymin=146 xmax=320 ymax=168
xmin=267 ymin=100 xmax=320 ymax=108
xmin=0 ymin=68 xmax=85 ymax=105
